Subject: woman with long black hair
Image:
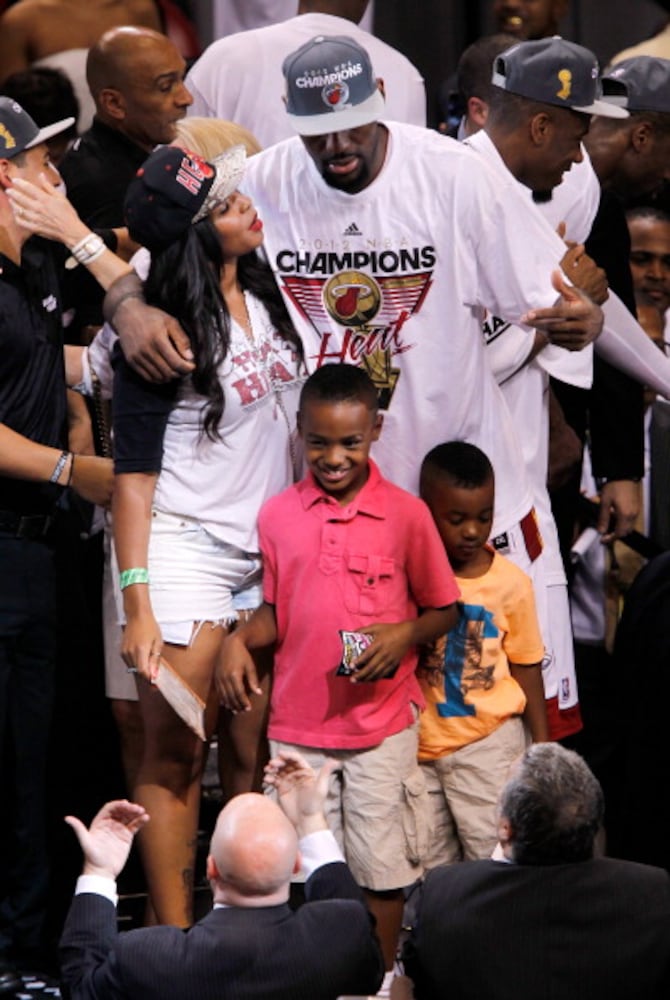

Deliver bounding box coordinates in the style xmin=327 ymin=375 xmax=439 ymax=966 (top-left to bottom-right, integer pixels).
xmin=112 ymin=144 xmax=304 ymax=926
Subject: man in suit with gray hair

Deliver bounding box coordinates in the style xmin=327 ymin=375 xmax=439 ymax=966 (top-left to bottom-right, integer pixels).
xmin=405 ymin=742 xmax=670 ymax=1000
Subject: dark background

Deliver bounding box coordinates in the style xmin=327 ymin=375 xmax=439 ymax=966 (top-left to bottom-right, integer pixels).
xmin=373 ymin=0 xmax=667 ymax=128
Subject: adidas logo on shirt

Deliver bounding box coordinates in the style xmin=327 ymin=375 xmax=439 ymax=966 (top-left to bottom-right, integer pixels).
xmin=343 ymin=222 xmax=362 ymax=236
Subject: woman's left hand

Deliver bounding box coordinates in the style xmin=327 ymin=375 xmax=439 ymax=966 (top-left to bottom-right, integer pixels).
xmin=122 ymin=609 xmax=163 ymax=684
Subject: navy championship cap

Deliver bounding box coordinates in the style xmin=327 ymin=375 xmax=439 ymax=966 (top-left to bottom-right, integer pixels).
xmin=282 ymin=34 xmax=385 ymax=135
xmin=124 ymin=144 xmax=246 ymax=253
xmin=492 ymin=37 xmax=629 ymax=118
xmin=0 ymin=96 xmax=74 ymax=159
xmin=601 ymin=56 xmax=670 ymax=114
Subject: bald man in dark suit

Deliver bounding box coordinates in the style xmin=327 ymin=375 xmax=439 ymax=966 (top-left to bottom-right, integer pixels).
xmin=59 ymin=752 xmax=384 ymax=1000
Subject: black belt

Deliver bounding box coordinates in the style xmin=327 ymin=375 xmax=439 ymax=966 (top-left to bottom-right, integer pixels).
xmin=0 ymin=509 xmax=54 ymax=540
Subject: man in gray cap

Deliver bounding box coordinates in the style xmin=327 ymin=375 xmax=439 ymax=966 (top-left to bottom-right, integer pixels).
xmin=456 ymin=35 xmax=623 ymax=741
xmin=466 ymin=42 xmax=670 ymax=848
xmin=588 ymin=55 xmax=670 ymax=198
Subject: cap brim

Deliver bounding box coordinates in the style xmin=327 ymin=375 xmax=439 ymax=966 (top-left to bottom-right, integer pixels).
xmin=192 ymin=144 xmax=246 ymax=222
xmin=286 ymin=89 xmax=385 ymax=137
xmin=574 ymin=98 xmax=629 ymax=118
xmin=25 ymin=116 xmax=76 ymax=149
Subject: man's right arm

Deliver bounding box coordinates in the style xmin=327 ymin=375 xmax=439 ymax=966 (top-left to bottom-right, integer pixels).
xmin=264 ymin=752 xmax=366 ymax=901
xmin=60 ymin=800 xmax=150 ymax=1000
xmin=0 ymin=424 xmax=113 ymax=507
xmin=265 ymin=752 xmax=385 ymax=993
xmin=103 ymin=272 xmax=195 ymax=382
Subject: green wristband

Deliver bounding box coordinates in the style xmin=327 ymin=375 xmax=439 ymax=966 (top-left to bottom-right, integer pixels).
xmin=119 ymin=567 xmax=149 ymax=590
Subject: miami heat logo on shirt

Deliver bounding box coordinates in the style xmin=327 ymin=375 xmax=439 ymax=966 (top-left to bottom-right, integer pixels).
xmin=324 ymin=271 xmax=380 ymax=326
xmin=276 ymin=246 xmax=435 ymax=410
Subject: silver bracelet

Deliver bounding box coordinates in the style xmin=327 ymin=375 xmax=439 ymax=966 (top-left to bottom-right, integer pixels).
xmin=50 ymin=449 xmax=71 ymax=484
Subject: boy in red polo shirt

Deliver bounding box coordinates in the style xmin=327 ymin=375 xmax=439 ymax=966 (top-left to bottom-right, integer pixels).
xmin=218 ymin=364 xmax=458 ymax=985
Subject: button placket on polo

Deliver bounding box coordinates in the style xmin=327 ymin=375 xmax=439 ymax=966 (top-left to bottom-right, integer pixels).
xmin=318 ymin=505 xmax=348 ymax=574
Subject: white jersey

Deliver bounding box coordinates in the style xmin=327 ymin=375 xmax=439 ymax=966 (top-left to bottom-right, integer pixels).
xmin=465 ymin=130 xmax=602 ymax=721
xmin=468 ymin=129 xmax=600 ymax=586
xmin=186 ymin=13 xmax=425 ymax=148
xmin=243 ymin=122 xmax=571 ymax=538
xmin=207 ymin=1 xmax=374 ymax=37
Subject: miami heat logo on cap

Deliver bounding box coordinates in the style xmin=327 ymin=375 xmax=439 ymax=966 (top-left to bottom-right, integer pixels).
xmin=322 ymin=80 xmax=350 ymax=111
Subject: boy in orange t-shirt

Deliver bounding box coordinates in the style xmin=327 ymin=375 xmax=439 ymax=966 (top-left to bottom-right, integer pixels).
xmin=418 ymin=441 xmax=548 ymax=865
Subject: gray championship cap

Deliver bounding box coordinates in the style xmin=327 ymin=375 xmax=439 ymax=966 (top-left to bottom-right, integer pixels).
xmin=283 ymin=34 xmax=385 ymax=136
xmin=492 ymin=36 xmax=629 ymax=118
xmin=601 ymin=56 xmax=670 ymax=114
xmin=0 ymin=96 xmax=74 ymax=159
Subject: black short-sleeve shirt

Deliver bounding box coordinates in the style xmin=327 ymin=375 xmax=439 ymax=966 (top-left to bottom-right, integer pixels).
xmin=0 ymin=238 xmax=68 ymax=513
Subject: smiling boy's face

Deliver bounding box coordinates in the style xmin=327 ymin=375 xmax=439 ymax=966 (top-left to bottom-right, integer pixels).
xmin=298 ymin=397 xmax=382 ymax=507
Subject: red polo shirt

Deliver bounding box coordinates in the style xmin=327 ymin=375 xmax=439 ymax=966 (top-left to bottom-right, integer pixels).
xmin=259 ymin=461 xmax=459 ymax=749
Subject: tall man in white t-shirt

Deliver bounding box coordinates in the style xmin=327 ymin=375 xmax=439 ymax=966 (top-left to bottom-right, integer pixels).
xmin=106 ymin=34 xmax=605 ymax=575
xmin=457 ymin=37 xmax=670 ymax=741
xmin=458 ymin=35 xmax=609 ymax=740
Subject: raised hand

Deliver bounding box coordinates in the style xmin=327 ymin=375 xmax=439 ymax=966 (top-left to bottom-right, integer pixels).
xmin=264 ymin=750 xmax=338 ymax=837
xmin=65 ymin=800 xmax=149 ymax=880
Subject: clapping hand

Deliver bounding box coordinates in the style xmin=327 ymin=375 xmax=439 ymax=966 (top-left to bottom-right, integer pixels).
xmin=65 ymin=799 xmax=149 ymax=880
xmin=264 ymin=750 xmax=339 ymax=838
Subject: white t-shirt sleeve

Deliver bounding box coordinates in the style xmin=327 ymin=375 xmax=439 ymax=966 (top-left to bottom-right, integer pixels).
xmin=458 ymin=156 xmax=566 ymax=323
xmin=484 ymin=318 xmax=533 ymax=383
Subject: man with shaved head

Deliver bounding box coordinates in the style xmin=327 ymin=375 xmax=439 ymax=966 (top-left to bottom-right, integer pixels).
xmin=60 ymin=25 xmax=192 ymax=231
xmin=59 ymin=752 xmax=384 ymax=1000
xmin=206 ymin=791 xmax=300 ymax=906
